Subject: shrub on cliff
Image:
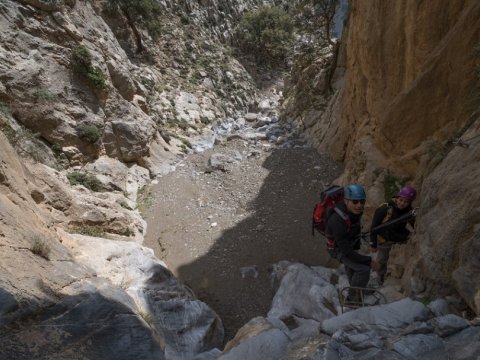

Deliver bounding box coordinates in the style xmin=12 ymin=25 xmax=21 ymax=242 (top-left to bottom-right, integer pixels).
xmin=67 ymin=171 xmax=104 ymax=192
xmin=76 ymin=124 xmax=100 ymax=144
xmin=235 ymin=6 xmax=294 ymax=66
xmin=71 ymin=46 xmax=109 ymax=92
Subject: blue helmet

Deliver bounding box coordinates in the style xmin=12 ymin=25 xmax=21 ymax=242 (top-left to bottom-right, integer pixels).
xmin=344 ymin=184 xmax=366 ymax=200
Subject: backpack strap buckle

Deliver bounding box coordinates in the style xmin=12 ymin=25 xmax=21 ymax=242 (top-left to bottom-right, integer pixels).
xmin=326 ymin=238 xmax=335 ymax=250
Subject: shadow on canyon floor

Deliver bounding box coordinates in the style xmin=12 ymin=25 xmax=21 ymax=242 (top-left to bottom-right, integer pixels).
xmin=176 ymin=145 xmax=342 ymax=341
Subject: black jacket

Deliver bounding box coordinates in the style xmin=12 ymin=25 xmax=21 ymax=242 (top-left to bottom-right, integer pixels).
xmin=370 ymin=200 xmax=414 ymax=248
xmin=326 ymin=201 xmax=371 ymax=265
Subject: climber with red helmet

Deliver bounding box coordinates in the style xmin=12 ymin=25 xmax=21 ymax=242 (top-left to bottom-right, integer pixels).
xmin=369 ymin=186 xmax=417 ymax=285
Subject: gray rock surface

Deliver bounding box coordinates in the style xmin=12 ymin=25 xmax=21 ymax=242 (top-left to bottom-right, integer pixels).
xmin=431 ymin=314 xmax=469 ymax=337
xmin=219 ymin=318 xmax=290 ymax=360
xmin=427 ymin=298 xmax=450 ymax=317
xmin=391 ymin=334 xmax=445 ymax=359
xmin=268 ymin=263 xmax=340 ymax=323
xmin=321 ymin=298 xmax=430 ymax=335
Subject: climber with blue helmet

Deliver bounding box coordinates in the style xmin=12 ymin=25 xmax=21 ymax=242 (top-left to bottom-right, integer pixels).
xmin=326 ymin=184 xmax=380 ymax=300
xmin=370 ymin=186 xmax=417 ymax=285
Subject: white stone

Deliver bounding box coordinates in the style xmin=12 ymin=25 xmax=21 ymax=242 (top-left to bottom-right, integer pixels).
xmin=321 ymin=298 xmax=430 ymax=335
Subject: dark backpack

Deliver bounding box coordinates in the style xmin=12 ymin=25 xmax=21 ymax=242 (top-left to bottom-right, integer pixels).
xmin=312 ymin=185 xmax=348 ymax=237
xmin=374 ymin=203 xmax=411 ymax=243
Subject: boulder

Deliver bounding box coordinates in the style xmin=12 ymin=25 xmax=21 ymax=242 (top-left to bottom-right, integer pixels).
xmin=268 ymin=263 xmax=340 ymax=323
xmin=431 ymin=314 xmax=469 ymax=337
xmin=321 ymin=298 xmax=429 ymax=336
xmin=107 ymin=60 xmax=136 ymax=101
xmin=219 ymin=317 xmax=290 ymax=360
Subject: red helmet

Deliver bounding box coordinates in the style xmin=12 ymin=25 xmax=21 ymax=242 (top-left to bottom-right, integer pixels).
xmin=396 ymin=186 xmax=417 ymax=201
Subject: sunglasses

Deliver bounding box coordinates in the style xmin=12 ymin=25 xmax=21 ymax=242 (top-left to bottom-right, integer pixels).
xmin=349 ymin=199 xmax=366 ymax=205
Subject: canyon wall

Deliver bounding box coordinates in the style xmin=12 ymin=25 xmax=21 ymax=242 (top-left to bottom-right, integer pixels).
xmin=287 ymin=0 xmax=480 ymax=314
xmin=0 ymin=0 xmax=277 ymax=357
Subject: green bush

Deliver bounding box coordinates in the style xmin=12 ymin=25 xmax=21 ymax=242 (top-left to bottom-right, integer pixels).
xmin=51 ymin=143 xmax=62 ymax=154
xmin=72 ymin=45 xmax=92 ymax=70
xmin=235 ymin=6 xmax=294 ymax=66
xmin=180 ymin=14 xmax=190 ymax=25
xmin=85 ymin=67 xmax=108 ymax=91
xmin=71 ymin=46 xmax=108 ymax=92
xmin=383 ymin=172 xmax=411 ymax=201
xmin=76 ymin=124 xmax=100 ymax=143
xmin=67 ymin=171 xmax=104 ymax=192
xmin=383 ymin=173 xmax=401 ymax=202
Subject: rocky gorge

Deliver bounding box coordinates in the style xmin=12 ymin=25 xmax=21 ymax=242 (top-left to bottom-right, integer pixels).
xmin=0 ymin=0 xmax=479 ymax=359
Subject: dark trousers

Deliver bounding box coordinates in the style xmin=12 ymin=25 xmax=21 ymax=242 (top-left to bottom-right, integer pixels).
xmin=376 ymin=244 xmax=392 ymax=283
xmin=341 ymin=256 xmax=371 ymax=289
xmin=328 ymin=249 xmax=371 ymax=288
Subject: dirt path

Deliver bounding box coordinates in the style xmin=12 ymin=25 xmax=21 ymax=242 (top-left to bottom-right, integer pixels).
xmin=143 ymin=128 xmax=342 ymax=340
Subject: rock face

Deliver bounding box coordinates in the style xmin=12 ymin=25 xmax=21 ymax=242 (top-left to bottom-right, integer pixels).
xmin=0 ymin=132 xmax=223 ymax=359
xmin=218 ymin=262 xmax=480 ymax=359
xmin=284 ymin=1 xmax=480 ymax=314
xmin=0 ymin=0 xmax=262 ymax=174
xmin=0 ymin=0 xmax=280 ymax=357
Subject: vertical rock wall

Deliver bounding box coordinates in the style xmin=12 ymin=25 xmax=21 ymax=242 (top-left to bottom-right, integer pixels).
xmin=303 ymin=0 xmax=480 ymax=313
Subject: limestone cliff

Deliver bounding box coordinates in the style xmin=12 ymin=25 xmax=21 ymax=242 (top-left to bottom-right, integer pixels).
xmin=0 ymin=0 xmax=274 ymax=357
xmin=285 ymin=0 xmax=480 ymax=314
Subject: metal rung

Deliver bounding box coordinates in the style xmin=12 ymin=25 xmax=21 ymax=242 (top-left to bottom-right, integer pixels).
xmin=339 ymin=286 xmax=387 ymax=313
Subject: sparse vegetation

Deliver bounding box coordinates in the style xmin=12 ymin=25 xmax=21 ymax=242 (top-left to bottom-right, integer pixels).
xmin=32 ymin=88 xmax=57 ymax=103
xmin=51 ymin=143 xmax=62 ymax=154
xmin=0 ymin=122 xmax=15 ymax=143
xmin=0 ymin=123 xmax=51 ymax=162
xmin=30 ymin=236 xmax=51 ymax=260
xmin=234 ymin=6 xmax=295 ymax=66
xmin=72 ymin=45 xmax=91 ymax=67
xmin=180 ymin=137 xmax=192 ymax=148
xmin=180 ymin=14 xmax=190 ymax=25
xmin=76 ymin=124 xmax=101 ymax=143
xmin=383 ymin=172 xmax=404 ymax=201
xmin=179 ymin=143 xmax=188 ymax=153
xmin=138 ymin=310 xmax=155 ymax=328
xmin=15 ymin=126 xmax=39 ymax=144
xmin=71 ymin=224 xmax=105 ymax=237
xmin=71 ymin=46 xmax=108 ymax=92
xmin=167 ymin=118 xmax=189 ymax=131
xmin=0 ymin=101 xmax=10 ymax=116
xmin=67 ymin=171 xmax=104 ymax=192
xmin=200 ymin=116 xmax=210 ymax=125
xmin=418 ymin=296 xmax=432 ymax=305
xmin=24 ymin=142 xmax=47 ymax=163
xmin=297 ymin=0 xmax=339 ymax=45
xmin=107 ymin=0 xmax=163 ymax=52
xmin=137 ymin=186 xmax=154 ymax=217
